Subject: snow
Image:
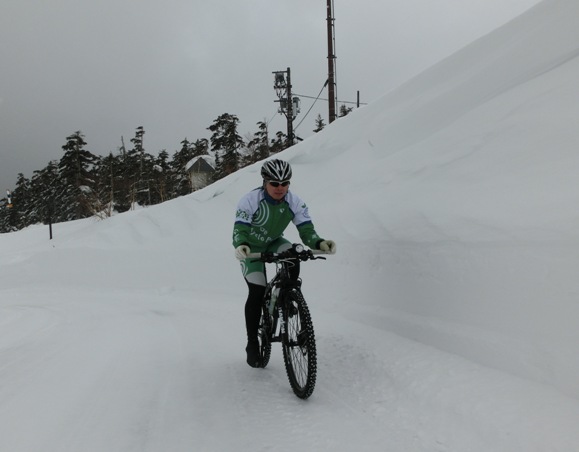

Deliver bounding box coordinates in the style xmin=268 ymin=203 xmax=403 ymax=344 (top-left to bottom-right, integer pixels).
xmin=2 ymin=0 xmax=579 ymax=450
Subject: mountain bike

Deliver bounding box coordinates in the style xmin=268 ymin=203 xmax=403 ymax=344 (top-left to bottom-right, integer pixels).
xmin=247 ymin=243 xmax=329 ymax=399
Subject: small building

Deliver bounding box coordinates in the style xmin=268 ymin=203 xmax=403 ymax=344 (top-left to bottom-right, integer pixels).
xmin=185 ymin=155 xmax=216 ymax=191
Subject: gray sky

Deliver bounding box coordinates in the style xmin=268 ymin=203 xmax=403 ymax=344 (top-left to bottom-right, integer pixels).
xmin=0 ymin=0 xmax=541 ymax=192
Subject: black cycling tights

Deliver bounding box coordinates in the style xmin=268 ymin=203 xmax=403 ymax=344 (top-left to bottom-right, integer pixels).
xmin=244 ymin=259 xmax=300 ymax=341
xmin=244 ymin=282 xmax=265 ymax=342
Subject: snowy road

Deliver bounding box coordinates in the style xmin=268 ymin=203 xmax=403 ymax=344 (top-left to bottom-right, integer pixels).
xmin=0 ymin=287 xmax=395 ymax=451
xmin=1 ymin=286 xmax=578 ymax=452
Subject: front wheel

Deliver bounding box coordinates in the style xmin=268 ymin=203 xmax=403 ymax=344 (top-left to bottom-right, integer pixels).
xmin=282 ymin=289 xmax=317 ymax=399
xmin=258 ymin=303 xmax=273 ymax=368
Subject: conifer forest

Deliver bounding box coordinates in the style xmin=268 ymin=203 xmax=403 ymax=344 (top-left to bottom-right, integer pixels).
xmin=0 ymin=113 xmax=312 ymax=233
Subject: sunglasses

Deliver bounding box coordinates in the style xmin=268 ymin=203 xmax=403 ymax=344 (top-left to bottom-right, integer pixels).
xmin=268 ymin=180 xmax=290 ymax=187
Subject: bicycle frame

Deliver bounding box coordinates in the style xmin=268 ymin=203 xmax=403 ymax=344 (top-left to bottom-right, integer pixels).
xmin=247 ymin=244 xmax=330 ymax=398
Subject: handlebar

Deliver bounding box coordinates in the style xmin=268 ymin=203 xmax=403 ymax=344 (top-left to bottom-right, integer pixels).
xmin=246 ymin=244 xmax=332 ymax=263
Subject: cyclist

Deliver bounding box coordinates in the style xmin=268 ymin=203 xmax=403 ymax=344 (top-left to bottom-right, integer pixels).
xmin=233 ymin=159 xmax=336 ymax=367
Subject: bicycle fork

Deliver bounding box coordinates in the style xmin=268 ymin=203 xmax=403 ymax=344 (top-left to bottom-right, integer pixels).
xmin=269 ymin=306 xmax=285 ymax=343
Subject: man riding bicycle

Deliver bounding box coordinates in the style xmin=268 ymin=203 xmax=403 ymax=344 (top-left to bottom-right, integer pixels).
xmin=233 ymin=159 xmax=336 ymax=367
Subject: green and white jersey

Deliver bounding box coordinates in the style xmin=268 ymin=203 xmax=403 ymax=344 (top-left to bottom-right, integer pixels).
xmin=233 ymin=188 xmax=323 ymax=251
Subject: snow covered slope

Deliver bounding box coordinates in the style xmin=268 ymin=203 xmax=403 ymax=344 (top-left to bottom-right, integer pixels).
xmin=1 ymin=0 xmax=579 ymax=450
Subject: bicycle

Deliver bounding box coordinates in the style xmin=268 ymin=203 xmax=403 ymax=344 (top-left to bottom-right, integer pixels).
xmin=247 ymin=243 xmax=329 ymax=399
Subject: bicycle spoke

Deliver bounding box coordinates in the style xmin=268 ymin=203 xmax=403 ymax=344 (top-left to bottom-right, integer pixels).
xmin=282 ymin=291 xmax=317 ymax=399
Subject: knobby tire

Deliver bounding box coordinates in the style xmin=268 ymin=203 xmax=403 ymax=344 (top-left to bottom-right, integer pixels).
xmin=281 ymin=289 xmax=317 ymax=399
xmin=258 ymin=304 xmax=272 ymax=368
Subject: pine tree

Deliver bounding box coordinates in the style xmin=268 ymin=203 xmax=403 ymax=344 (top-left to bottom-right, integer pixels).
xmin=128 ymin=126 xmax=151 ymax=207
xmin=59 ymin=131 xmax=97 ymax=220
xmin=0 ymin=202 xmax=12 ymax=233
xmin=270 ymin=130 xmax=288 ymax=154
xmin=11 ymin=173 xmax=34 ymax=228
xmin=313 ymin=114 xmax=326 ymax=133
xmin=171 ymin=138 xmax=195 ymax=197
xmin=29 ymin=161 xmax=61 ymax=224
xmin=93 ymin=153 xmax=117 ymax=217
xmin=173 ymin=139 xmax=194 ymax=168
xmin=2 ymin=176 xmax=22 ymax=230
xmin=246 ymin=120 xmax=270 ymax=165
xmin=112 ymin=147 xmax=133 ymax=213
xmin=151 ymin=150 xmax=170 ymax=204
xmin=115 ymin=126 xmax=154 ymax=209
xmin=339 ymin=104 xmax=354 ymax=117
xmin=192 ymin=138 xmax=209 ymax=158
xmin=208 ymin=113 xmax=244 ymax=181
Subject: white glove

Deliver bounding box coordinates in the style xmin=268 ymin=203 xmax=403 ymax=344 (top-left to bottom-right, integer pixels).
xmin=319 ymin=240 xmax=336 ymax=254
xmin=235 ymin=245 xmax=251 ymax=260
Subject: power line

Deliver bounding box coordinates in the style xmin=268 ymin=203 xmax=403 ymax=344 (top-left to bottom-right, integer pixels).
xmin=266 ymin=109 xmax=278 ymax=127
xmin=294 ymin=92 xmax=367 ymax=106
xmin=294 ymin=81 xmax=328 ymax=132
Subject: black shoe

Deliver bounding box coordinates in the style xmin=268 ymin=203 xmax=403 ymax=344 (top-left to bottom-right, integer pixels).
xmin=246 ymin=340 xmax=260 ymax=368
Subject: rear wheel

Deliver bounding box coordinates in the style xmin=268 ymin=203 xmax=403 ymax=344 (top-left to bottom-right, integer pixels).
xmin=258 ymin=304 xmax=272 ymax=368
xmin=282 ymin=290 xmax=317 ymax=399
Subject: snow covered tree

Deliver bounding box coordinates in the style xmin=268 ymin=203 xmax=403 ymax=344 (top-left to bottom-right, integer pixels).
xmin=11 ymin=173 xmax=34 ymax=228
xmin=128 ymin=126 xmax=150 ymax=206
xmin=151 ymin=150 xmax=171 ymax=204
xmin=113 ymin=127 xmax=154 ymax=210
xmin=208 ymin=113 xmax=244 ymax=181
xmin=58 ymin=131 xmax=97 ymax=220
xmin=171 ymin=138 xmax=196 ymax=197
xmin=0 ymin=203 xmax=12 ymax=233
xmin=191 ymin=138 xmax=209 ymax=158
xmin=1 ymin=176 xmax=24 ymax=229
xmin=93 ymin=153 xmax=117 ymax=217
xmin=29 ymin=160 xmax=61 ymax=224
xmin=245 ymin=120 xmax=270 ymax=166
xmin=270 ymin=130 xmax=288 ymax=154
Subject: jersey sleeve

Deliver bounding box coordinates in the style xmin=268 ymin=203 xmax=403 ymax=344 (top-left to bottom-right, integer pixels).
xmin=232 ymin=192 xmax=255 ymax=247
xmin=297 ymin=222 xmax=323 ymax=249
xmin=288 ymin=192 xmax=324 ymax=249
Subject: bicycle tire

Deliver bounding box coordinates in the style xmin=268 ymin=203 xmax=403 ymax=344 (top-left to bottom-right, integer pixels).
xmin=258 ymin=304 xmax=273 ymax=368
xmin=281 ymin=289 xmax=317 ymax=399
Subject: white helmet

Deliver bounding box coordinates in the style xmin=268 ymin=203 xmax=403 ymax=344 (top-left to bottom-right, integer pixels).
xmin=261 ymin=159 xmax=292 ymax=181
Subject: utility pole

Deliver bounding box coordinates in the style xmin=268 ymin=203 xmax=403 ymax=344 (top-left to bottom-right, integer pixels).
xmin=285 ymin=68 xmax=293 ymax=145
xmin=326 ymin=0 xmax=337 ymax=123
xmin=273 ymin=67 xmax=301 ymax=148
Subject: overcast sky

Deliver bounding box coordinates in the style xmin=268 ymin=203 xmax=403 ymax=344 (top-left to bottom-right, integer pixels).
xmin=0 ymin=0 xmax=541 ymax=192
